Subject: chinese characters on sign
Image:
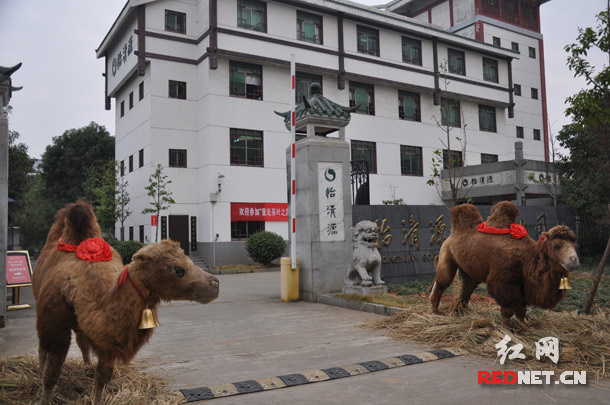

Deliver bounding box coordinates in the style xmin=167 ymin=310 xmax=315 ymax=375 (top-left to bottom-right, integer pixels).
xmin=318 ymin=162 xmax=344 ymax=241
xmin=112 ymin=35 xmax=134 ymax=77
xmin=230 ymin=202 xmax=288 ymax=221
xmin=6 ymin=252 xmax=33 ymax=286
xmin=496 ymin=334 xmax=560 ymax=365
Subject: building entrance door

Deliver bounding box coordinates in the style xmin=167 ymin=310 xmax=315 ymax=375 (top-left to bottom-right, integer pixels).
xmin=169 ymin=215 xmax=190 ymax=255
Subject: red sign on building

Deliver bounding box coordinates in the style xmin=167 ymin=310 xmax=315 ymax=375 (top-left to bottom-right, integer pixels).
xmin=151 ymin=215 xmax=158 ymax=226
xmin=231 ymin=202 xmax=288 ymax=222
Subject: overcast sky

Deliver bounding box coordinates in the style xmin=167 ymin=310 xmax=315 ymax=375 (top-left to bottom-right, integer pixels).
xmin=1 ymin=0 xmax=607 ymax=158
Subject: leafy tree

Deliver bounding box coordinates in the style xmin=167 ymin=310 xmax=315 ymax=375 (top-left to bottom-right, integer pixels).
xmin=17 ymin=175 xmax=56 ymax=251
xmin=115 ymin=169 xmax=132 ymax=242
xmin=41 ymin=122 xmax=114 ymax=206
xmin=93 ymin=161 xmax=120 ymax=235
xmin=142 ymin=164 xmax=175 ymax=242
xmin=8 ymin=130 xmax=34 ymax=225
xmin=557 ymin=9 xmax=610 ymax=222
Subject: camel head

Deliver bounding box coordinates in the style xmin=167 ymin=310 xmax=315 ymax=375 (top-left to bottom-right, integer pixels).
xmin=131 ymin=239 xmax=219 ymax=304
xmin=538 ymin=225 xmax=579 ymax=272
xmin=354 ymin=220 xmax=379 ymax=246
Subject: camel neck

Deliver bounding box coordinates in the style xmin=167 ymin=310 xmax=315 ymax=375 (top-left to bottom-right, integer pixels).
xmin=118 ymin=266 xmax=151 ymax=306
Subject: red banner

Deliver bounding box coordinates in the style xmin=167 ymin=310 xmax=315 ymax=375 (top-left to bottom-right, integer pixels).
xmin=151 ymin=215 xmax=158 ymax=226
xmin=6 ymin=252 xmax=32 ymax=286
xmin=231 ymin=202 xmax=288 ymax=222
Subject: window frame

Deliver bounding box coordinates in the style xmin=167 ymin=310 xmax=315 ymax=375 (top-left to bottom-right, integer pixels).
xmin=531 ymin=88 xmax=538 ymax=100
xmin=297 ymin=10 xmax=323 ymax=44
xmin=139 ymin=82 xmax=144 ymax=101
xmin=349 ymin=81 xmax=375 ymax=116
xmin=168 ymin=80 xmax=187 ymax=100
xmin=169 ymin=149 xmax=187 ymax=168
xmin=402 ymin=37 xmax=422 ymax=66
xmin=533 ymin=129 xmax=541 ymax=141
xmin=440 ymin=97 xmax=461 ymax=128
xmin=511 ymin=41 xmax=519 ymax=52
xmin=529 ymin=46 xmax=536 ymax=58
xmin=478 ymin=105 xmax=497 ymax=133
xmin=481 ymin=153 xmax=498 ymax=164
xmin=483 ymin=57 xmax=499 ymax=83
xmin=398 ymin=90 xmax=421 ymax=122
xmin=165 ymin=10 xmax=186 ymax=34
xmin=448 ymin=48 xmax=466 ymax=76
xmin=139 ymin=149 xmax=144 ymax=168
xmin=139 ymin=225 xmax=144 ymax=243
xmin=129 ymin=91 xmax=134 ymax=109
xmin=129 ymin=155 xmax=133 ymax=173
xmin=492 ymin=36 xmax=501 ymax=47
xmin=120 ymin=100 xmax=124 ymax=117
xmin=237 ymin=0 xmax=267 ymax=33
xmin=351 ymin=140 xmax=377 ymax=174
xmin=514 ymin=83 xmax=521 ymax=96
xmin=400 ymin=145 xmax=423 ymax=176
xmin=295 ymin=72 xmax=322 ymax=103
xmin=229 ymin=61 xmax=263 ymax=100
xmin=231 ymin=221 xmax=265 ymax=240
xmin=357 ymin=25 xmax=380 ymax=57
xmin=442 ymin=149 xmax=463 ymax=169
xmin=230 ymin=128 xmax=264 ymax=167
xmin=516 ymin=126 xmax=524 ymax=138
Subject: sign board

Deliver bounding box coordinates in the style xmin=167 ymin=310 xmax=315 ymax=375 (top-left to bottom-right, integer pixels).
xmin=151 ymin=215 xmax=158 ymax=226
xmin=231 ymin=203 xmax=288 ymax=221
xmin=6 ymin=251 xmax=33 ymax=287
xmin=318 ymin=162 xmax=344 ymax=241
xmin=442 ymin=170 xmax=517 ymax=191
xmin=106 ymin=21 xmax=138 ymax=96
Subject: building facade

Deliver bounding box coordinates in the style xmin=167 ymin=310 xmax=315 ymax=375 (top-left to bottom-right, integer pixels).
xmin=96 ymin=0 xmax=550 ymax=264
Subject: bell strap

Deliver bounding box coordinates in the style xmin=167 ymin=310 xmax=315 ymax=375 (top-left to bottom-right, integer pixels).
xmin=118 ymin=266 xmax=147 ymax=305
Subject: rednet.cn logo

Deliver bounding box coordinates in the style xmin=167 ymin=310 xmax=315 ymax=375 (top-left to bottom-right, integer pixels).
xmin=477 ymin=334 xmax=587 ymax=385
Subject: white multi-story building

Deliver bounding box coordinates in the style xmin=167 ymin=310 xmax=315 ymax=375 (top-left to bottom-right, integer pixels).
xmin=96 ymin=0 xmax=550 ymax=264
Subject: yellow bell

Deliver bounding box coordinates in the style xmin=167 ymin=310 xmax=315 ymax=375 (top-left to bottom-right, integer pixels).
xmin=139 ymin=307 xmax=160 ymax=329
xmin=559 ymin=277 xmax=572 ymax=290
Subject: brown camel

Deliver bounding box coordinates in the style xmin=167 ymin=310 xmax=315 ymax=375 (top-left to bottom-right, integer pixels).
xmin=430 ymin=201 xmax=579 ymax=326
xmin=33 ymin=201 xmax=220 ymax=404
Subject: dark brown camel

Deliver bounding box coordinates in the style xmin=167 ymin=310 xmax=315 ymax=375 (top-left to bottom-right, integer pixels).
xmin=33 ymin=201 xmax=220 ymax=404
xmin=430 ymin=201 xmax=579 ymax=326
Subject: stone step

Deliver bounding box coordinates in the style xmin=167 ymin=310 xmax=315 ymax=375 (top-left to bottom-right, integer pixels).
xmin=190 ymin=257 xmax=209 ymax=271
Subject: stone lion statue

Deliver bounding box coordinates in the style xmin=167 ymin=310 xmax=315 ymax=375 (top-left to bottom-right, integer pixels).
xmin=345 ymin=220 xmax=384 ymax=287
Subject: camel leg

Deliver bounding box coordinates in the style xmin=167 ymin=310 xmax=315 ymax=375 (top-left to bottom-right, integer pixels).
xmin=38 ymin=344 xmax=47 ymax=370
xmin=453 ymin=270 xmax=479 ymax=313
xmin=40 ymin=329 xmax=71 ymax=405
xmin=75 ymin=331 xmax=92 ymax=365
xmin=515 ymin=303 xmax=527 ymax=323
xmin=430 ymin=250 xmax=458 ymax=314
xmin=500 ymin=307 xmax=515 ymax=328
xmin=93 ymin=355 xmax=114 ymax=405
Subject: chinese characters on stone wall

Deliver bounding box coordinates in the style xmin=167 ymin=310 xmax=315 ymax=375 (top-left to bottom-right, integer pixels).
xmin=318 ymin=162 xmax=344 ymax=242
xmin=112 ymin=35 xmax=134 ymax=77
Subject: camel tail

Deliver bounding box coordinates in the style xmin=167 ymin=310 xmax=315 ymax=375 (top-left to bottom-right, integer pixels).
xmin=449 ymin=204 xmax=483 ymax=232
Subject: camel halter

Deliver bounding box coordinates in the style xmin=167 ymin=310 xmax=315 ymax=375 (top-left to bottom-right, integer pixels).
xmin=118 ymin=266 xmax=160 ymax=329
xmin=477 ymin=222 xmax=528 ymax=239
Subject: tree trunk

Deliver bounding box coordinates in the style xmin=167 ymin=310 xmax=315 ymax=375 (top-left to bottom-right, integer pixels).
xmin=583 ymin=235 xmax=610 ymax=314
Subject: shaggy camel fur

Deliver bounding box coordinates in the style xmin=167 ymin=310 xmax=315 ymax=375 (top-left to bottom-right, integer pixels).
xmin=430 ymin=201 xmax=579 ymax=326
xmin=33 ymin=202 xmax=220 ymax=404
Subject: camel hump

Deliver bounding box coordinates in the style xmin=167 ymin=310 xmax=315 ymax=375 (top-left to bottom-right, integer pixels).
xmin=486 ymin=201 xmax=519 ymax=228
xmin=449 ymin=204 xmax=483 ymax=232
xmin=62 ymin=200 xmax=101 ymax=243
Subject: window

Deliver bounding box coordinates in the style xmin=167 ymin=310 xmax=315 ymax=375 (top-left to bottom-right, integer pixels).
xmin=230 ymin=61 xmax=263 ymax=100
xmin=502 ymin=0 xmax=520 ymax=24
xmin=296 ymin=72 xmax=322 ymax=103
xmin=169 ymin=149 xmax=187 ymax=168
xmin=481 ymin=153 xmax=498 ymax=164
xmin=129 ymin=92 xmax=133 ymax=109
xmin=231 ymin=221 xmax=264 ymax=240
xmin=120 ymin=160 xmax=125 ymax=177
xmin=129 ymin=155 xmax=133 ymax=172
xmin=351 ymin=140 xmax=377 ymax=174
xmin=400 ymin=145 xmax=423 ymax=176
xmin=511 ymin=41 xmax=519 ymax=52
xmin=139 ymin=225 xmax=144 ymax=243
xmin=516 ymin=126 xmax=524 ymax=138
xmin=237 ymin=0 xmax=266 ymax=32
xmin=520 ymin=2 xmax=538 ymax=30
xmin=230 ymin=128 xmax=264 ymax=167
xmin=297 ymin=10 xmax=322 ymax=44
xmin=139 ymin=82 xmax=144 ymax=100
xmin=481 ymin=0 xmax=500 ymax=17
xmin=448 ymin=48 xmax=466 ymax=75
xmin=398 ymin=90 xmax=420 ymax=122
xmin=443 ymin=149 xmax=463 ymax=169
xmin=531 ymin=88 xmax=538 ymax=99
xmin=533 ymin=129 xmax=541 ymax=141
xmin=120 ymin=101 xmax=124 ymax=117
xmin=402 ymin=37 xmax=422 ymax=66
xmin=483 ymin=57 xmax=498 ymax=83
xmin=514 ymin=84 xmax=521 ymax=96
xmin=169 ymin=80 xmax=186 ymax=99
xmin=139 ymin=149 xmax=144 ymax=168
xmin=529 ymin=46 xmax=536 ymax=58
xmin=165 ymin=10 xmax=186 ymax=34
xmin=493 ymin=36 xmax=501 ymax=47
xmin=479 ymin=105 xmax=497 ymax=132
xmin=357 ymin=25 xmax=379 ymax=56
xmin=129 ymin=226 xmax=134 ymax=241
xmin=349 ymin=82 xmax=375 ymax=115
xmin=441 ymin=98 xmax=461 ymax=128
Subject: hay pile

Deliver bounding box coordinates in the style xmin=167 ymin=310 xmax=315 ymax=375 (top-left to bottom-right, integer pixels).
xmin=0 ymin=356 xmax=183 ymax=404
xmin=368 ymin=300 xmax=610 ymax=381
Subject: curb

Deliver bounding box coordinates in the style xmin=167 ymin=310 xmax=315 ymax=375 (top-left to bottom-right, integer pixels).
xmin=207 ymin=267 xmax=280 ymax=275
xmin=317 ymin=294 xmax=406 ymax=316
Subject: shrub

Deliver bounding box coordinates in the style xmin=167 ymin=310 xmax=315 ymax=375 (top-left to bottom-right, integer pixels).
xmin=106 ymin=239 xmax=146 ymax=264
xmin=245 ymin=231 xmax=286 ymax=266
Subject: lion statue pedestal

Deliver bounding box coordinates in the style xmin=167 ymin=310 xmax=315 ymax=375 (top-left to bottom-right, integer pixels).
xmin=343 ymin=220 xmax=387 ymax=296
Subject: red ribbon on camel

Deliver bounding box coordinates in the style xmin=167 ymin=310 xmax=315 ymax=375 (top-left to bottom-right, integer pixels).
xmin=57 ymin=237 xmax=113 ymax=262
xmin=477 ymin=222 xmax=528 ymax=239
